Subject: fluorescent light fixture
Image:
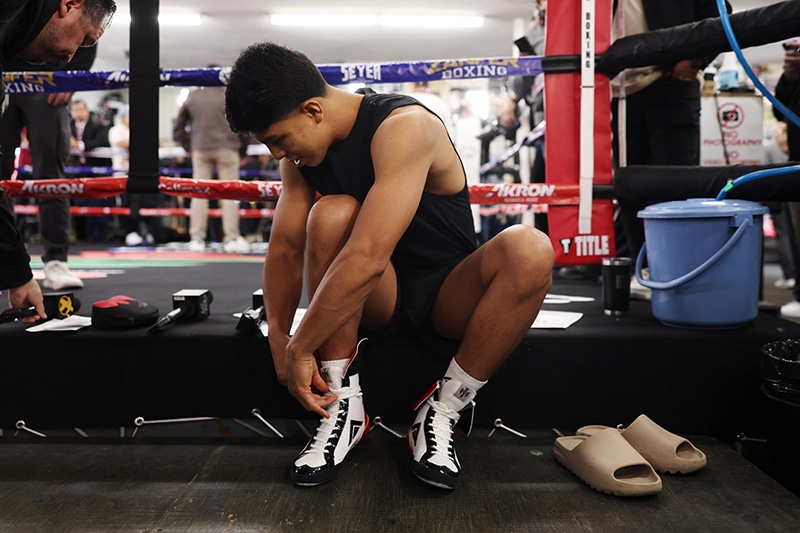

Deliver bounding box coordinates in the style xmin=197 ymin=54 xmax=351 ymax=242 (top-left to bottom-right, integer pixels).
xmin=159 ymin=13 xmax=202 ymax=26
xmin=270 ymin=14 xmax=484 ymax=29
xmin=378 ymin=15 xmax=484 ymax=28
xmin=113 ymin=13 xmax=203 ymax=26
xmin=271 ymin=14 xmax=377 ymax=27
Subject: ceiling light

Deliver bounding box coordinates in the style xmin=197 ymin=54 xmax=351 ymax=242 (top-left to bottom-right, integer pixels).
xmin=158 ymin=13 xmax=202 ymax=26
xmin=113 ymin=13 xmax=203 ymax=26
xmin=270 ymin=14 xmax=484 ymax=29
xmin=378 ymin=15 xmax=484 ymax=28
xmin=271 ymin=14 xmax=377 ymax=27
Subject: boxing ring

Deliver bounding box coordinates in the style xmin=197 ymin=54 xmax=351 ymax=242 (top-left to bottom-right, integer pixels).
xmin=5 ymin=2 xmax=800 ymax=263
xmin=2 ymin=0 xmax=800 ymax=530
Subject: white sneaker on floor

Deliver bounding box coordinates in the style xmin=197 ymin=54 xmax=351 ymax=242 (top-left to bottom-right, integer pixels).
xmin=43 ymin=260 xmax=84 ymax=290
xmin=124 ymin=231 xmax=144 ymax=246
xmin=188 ymin=239 xmax=206 ymax=252
xmin=223 ymin=236 xmax=249 ymax=253
xmin=780 ymin=300 xmax=800 ymax=318
xmin=775 ymin=278 xmax=796 ymax=290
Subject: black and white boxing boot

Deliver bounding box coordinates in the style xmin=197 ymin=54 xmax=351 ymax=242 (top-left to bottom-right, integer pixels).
xmin=407 ymin=378 xmax=475 ymax=490
xmin=290 ymin=340 xmax=370 ymax=486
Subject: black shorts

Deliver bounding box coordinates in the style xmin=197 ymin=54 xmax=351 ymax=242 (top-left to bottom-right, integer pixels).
xmin=360 ymin=255 xmax=469 ymax=358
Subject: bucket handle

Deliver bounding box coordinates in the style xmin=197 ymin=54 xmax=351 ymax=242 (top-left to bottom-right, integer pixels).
xmin=635 ymin=216 xmax=752 ymax=290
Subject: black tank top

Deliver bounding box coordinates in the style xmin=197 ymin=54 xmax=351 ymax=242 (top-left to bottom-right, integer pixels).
xmin=300 ymin=91 xmax=477 ymax=276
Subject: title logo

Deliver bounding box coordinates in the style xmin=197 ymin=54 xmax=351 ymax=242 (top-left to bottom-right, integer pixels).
xmin=558 ymin=235 xmax=610 ymax=257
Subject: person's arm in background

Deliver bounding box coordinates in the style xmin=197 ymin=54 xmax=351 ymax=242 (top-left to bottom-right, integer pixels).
xmin=499 ymin=76 xmax=531 ymax=129
xmin=775 ymin=41 xmax=800 ymax=120
xmin=665 ymin=0 xmax=733 ymax=80
xmin=774 ymin=41 xmax=800 ymax=161
xmin=173 ymin=103 xmax=191 ymax=154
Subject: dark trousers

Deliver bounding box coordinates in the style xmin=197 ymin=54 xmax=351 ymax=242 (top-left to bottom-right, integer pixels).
xmin=787 ymin=203 xmax=800 ymax=302
xmin=612 ymin=77 xmax=701 ymax=259
xmin=772 ymin=203 xmax=797 ymax=281
xmin=0 ymin=94 xmax=71 ymax=263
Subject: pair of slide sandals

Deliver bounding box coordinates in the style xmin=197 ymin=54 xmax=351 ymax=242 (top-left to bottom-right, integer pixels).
xmin=553 ymin=414 xmax=707 ymax=497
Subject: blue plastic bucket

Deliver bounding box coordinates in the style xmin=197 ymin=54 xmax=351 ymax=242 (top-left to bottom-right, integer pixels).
xmin=636 ymin=198 xmax=767 ymax=329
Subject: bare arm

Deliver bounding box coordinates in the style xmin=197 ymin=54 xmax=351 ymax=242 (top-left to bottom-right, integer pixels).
xmin=264 ymin=159 xmax=315 ymax=385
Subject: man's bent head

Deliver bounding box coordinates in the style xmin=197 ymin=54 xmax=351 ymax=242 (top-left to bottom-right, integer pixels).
xmin=225 ymin=42 xmax=328 ymax=134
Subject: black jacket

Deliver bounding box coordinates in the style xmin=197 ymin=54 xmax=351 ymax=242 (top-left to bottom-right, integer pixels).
xmin=0 ymin=0 xmax=61 ymax=79
xmin=615 ymin=0 xmax=731 ymax=71
xmin=0 ymin=0 xmax=59 ymax=289
xmin=70 ymin=111 xmax=112 ymax=167
xmin=774 ymin=77 xmax=800 ymax=161
xmin=638 ymin=0 xmax=724 ymax=31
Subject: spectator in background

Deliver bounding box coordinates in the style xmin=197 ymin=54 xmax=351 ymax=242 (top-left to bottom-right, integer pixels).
xmin=0 ymin=46 xmax=103 ymax=290
xmin=773 ymin=39 xmax=800 ymax=318
xmin=763 ymin=122 xmax=795 ymax=291
xmin=11 ymin=128 xmax=38 ymax=241
xmin=174 ymin=71 xmax=250 ymax=253
xmin=114 ymin=105 xmax=170 ymax=247
xmin=69 ymin=98 xmax=113 ymax=241
xmin=499 ymin=3 xmax=547 ymax=235
xmin=499 ymin=4 xmax=545 ymax=135
xmin=107 ymin=105 xmax=130 ymax=172
xmin=611 ymin=0 xmax=729 ymax=169
xmin=104 ymin=104 xmax=131 ymax=243
xmin=69 ymin=99 xmax=111 ymax=167
xmin=612 ymin=0 xmax=732 ymax=262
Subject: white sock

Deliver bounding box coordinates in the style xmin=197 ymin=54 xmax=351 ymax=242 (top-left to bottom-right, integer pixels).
xmin=320 ymin=358 xmax=349 ymax=389
xmin=440 ymin=359 xmax=487 ymax=412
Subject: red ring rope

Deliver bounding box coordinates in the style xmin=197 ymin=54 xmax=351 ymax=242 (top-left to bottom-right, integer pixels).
xmin=0 ymin=176 xmax=582 ymax=205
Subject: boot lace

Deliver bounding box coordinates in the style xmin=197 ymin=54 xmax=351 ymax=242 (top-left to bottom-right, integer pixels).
xmin=304 ymin=385 xmax=362 ymax=456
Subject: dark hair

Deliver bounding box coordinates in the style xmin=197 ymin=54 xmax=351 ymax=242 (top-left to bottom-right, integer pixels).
xmin=82 ymin=0 xmax=117 ymax=28
xmin=225 ymin=42 xmax=328 ymax=133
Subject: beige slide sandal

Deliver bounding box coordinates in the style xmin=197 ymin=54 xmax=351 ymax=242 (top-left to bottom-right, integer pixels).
xmin=577 ymin=414 xmax=707 ymax=474
xmin=553 ymin=427 xmax=662 ymax=497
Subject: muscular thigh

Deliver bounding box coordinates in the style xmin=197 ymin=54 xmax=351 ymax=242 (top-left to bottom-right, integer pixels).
xmin=430 ymin=244 xmax=489 ymax=339
xmin=430 ymin=224 xmax=548 ymax=339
